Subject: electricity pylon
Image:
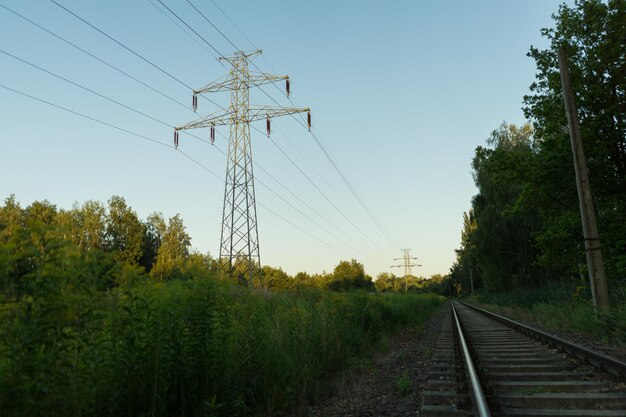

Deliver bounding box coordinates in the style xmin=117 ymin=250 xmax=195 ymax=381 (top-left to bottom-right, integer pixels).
xmin=391 ymin=249 xmax=421 ymax=292
xmin=175 ymin=50 xmax=311 ymax=286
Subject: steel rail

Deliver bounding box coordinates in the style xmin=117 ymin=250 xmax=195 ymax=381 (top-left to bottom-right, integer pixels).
xmin=451 ymin=302 xmax=492 ymax=417
xmin=459 ymin=301 xmax=626 ymax=378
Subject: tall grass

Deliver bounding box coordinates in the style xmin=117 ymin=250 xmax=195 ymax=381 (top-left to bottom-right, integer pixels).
xmin=466 ymin=282 xmax=626 ymax=346
xmin=0 ymin=277 xmax=444 ymax=417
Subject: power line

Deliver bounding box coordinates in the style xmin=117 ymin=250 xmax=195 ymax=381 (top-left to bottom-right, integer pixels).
xmin=47 ymin=0 xmax=227 ymax=113
xmin=38 ymin=0 xmax=397 ymax=264
xmin=7 ymin=49 xmax=387 ymax=263
xmin=0 ymin=3 xmax=190 ymax=111
xmin=265 ymin=132 xmax=391 ymax=255
xmin=0 ymin=82 xmax=369 ymax=263
xmin=189 ymin=2 xmax=401 ymax=251
xmin=0 ymin=83 xmax=171 ymax=150
xmin=205 ymin=0 xmax=278 ymax=74
xmin=155 ymin=1 xmax=395 ymax=257
xmin=255 ymin=177 xmax=384 ymax=264
xmin=209 ymin=138 xmax=387 ymax=262
xmin=184 ymin=0 xmax=240 ymax=53
xmin=204 ymin=142 xmax=388 ymax=264
xmin=391 ymin=249 xmax=421 ymax=292
xmin=177 ymin=1 xmax=401 ymax=251
xmin=181 ymin=151 xmax=369 ymax=262
xmin=49 ymin=0 xmax=193 ymax=90
xmin=146 ymin=0 xmax=220 ymax=58
xmin=0 ymin=46 xmax=216 ymax=151
xmin=267 ymin=121 xmax=359 ymax=216
xmin=190 ymin=3 xmax=402 ymax=255
xmin=309 ymin=128 xmax=402 ymax=249
xmin=148 ymin=0 xmax=356 ymax=214
xmin=179 ymin=151 xmax=374 ymax=262
xmin=175 ymin=50 xmax=311 ymax=285
xmin=251 ymin=157 xmax=383 ymax=257
xmin=0 ymin=17 xmax=388 ymax=266
xmin=153 ymin=0 xmax=224 ymax=59
xmin=0 ymin=48 xmax=173 ymax=130
xmin=254 ymin=83 xmax=402 ymax=251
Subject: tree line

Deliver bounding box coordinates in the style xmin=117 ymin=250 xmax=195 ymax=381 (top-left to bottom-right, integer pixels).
xmin=0 ymin=195 xmax=205 ymax=299
xmin=448 ymin=0 xmax=626 ymax=298
xmin=0 ymin=194 xmax=446 ymax=298
xmin=0 ymin=194 xmax=447 ymax=417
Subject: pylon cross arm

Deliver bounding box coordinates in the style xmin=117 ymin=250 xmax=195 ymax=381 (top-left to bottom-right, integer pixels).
xmin=175 ymin=109 xmax=233 ymax=131
xmin=248 ymin=105 xmax=309 ymax=122
xmin=247 ymin=73 xmax=288 ymax=88
xmin=194 ymin=74 xmax=231 ymax=94
xmin=194 ymin=73 xmax=287 ymax=95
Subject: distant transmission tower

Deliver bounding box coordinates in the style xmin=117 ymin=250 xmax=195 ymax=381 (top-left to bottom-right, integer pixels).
xmin=175 ymin=50 xmax=311 ymax=286
xmin=391 ymin=249 xmax=421 ymax=292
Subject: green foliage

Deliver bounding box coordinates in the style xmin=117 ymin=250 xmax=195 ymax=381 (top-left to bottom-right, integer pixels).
xmin=150 ymin=214 xmax=192 ymax=281
xmin=451 ymin=0 xmax=626 ymax=299
xmin=260 ymin=259 xmax=378 ymax=292
xmin=263 ymin=265 xmax=294 ymax=290
xmin=394 ymin=369 xmax=412 ymax=396
xmin=521 ymin=0 xmax=626 ymax=283
xmin=0 ymin=195 xmax=210 ymax=298
xmin=326 ymin=259 xmax=374 ymax=291
xmin=374 ymin=272 xmax=437 ymax=293
xmin=0 ymin=272 xmax=444 ymax=417
xmin=0 ymin=195 xmax=446 ymax=416
xmin=140 ymin=212 xmax=165 ymax=272
xmin=105 ymin=196 xmax=145 ymax=266
xmin=467 ymin=284 xmax=626 ymax=345
xmin=472 ymin=123 xmax=543 ymax=290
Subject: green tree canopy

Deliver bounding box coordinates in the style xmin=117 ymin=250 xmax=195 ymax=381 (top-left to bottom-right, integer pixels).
xmin=327 ymin=259 xmax=374 ymax=291
xmin=150 ymin=214 xmax=192 ymax=280
xmin=523 ymin=0 xmax=626 ymax=284
xmin=105 ymin=196 xmax=145 ymax=266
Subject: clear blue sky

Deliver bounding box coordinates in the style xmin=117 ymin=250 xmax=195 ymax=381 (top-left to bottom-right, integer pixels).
xmin=0 ymin=0 xmax=573 ymax=278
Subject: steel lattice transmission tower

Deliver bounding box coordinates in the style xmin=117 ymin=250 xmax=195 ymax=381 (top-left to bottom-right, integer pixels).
xmin=175 ymin=50 xmax=310 ymax=286
xmin=391 ymin=249 xmax=421 ymax=292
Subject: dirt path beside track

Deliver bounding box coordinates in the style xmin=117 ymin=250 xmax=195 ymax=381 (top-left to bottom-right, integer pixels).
xmin=291 ymin=303 xmax=449 ymax=417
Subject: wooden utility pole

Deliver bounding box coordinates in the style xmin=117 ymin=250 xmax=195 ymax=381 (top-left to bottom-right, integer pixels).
xmin=557 ymin=47 xmax=610 ymax=312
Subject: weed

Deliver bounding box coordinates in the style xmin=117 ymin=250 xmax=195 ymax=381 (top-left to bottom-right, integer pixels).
xmin=396 ymin=349 xmax=409 ymax=361
xmin=0 ymin=276 xmax=444 ymax=416
xmin=466 ymin=284 xmax=626 ymax=346
xmin=423 ymin=346 xmax=433 ymax=359
xmin=394 ymin=369 xmax=412 ymax=396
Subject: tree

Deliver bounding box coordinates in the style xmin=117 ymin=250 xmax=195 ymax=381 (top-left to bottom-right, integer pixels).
xmin=455 ymin=210 xmax=479 ymax=292
xmin=293 ymin=271 xmax=315 ymax=288
xmin=150 ymin=214 xmax=191 ymax=280
xmin=76 ymin=201 xmax=107 ymax=251
xmin=263 ymin=266 xmax=294 ymax=290
xmin=140 ymin=212 xmax=166 ymax=272
xmin=327 ymin=259 xmax=374 ymax=291
xmin=0 ymin=195 xmax=23 ymax=239
xmin=104 ymin=196 xmax=145 ymax=266
xmin=523 ymin=0 xmax=626 ymax=286
xmin=374 ymin=272 xmax=399 ymax=292
xmin=452 ymin=1 xmax=626 ymax=294
xmin=0 ymin=196 xmax=23 ymax=294
xmin=466 ymin=123 xmax=543 ymax=291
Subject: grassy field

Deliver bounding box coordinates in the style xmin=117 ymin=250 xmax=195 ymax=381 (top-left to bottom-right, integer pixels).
xmin=0 ymin=276 xmax=444 ymax=417
xmin=465 ymin=283 xmax=626 ymax=347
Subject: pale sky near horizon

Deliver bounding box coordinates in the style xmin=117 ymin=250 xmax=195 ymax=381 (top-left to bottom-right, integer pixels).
xmin=0 ymin=0 xmax=575 ymax=278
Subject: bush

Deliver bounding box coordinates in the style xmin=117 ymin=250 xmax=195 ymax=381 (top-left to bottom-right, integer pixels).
xmin=466 ymin=282 xmax=626 ymax=346
xmin=0 ymin=274 xmax=444 ymax=417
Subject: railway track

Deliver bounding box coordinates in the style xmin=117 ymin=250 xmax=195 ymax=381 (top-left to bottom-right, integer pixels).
xmin=420 ymin=301 xmax=626 ymax=416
